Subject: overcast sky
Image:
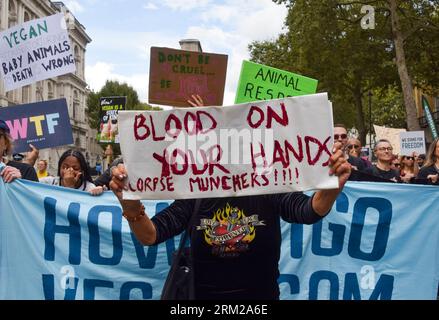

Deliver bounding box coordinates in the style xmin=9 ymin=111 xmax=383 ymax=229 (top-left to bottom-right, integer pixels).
xmin=63 ymin=0 xmax=288 ymax=106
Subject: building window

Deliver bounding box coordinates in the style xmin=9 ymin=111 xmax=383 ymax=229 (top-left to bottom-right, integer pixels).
xmin=24 ymin=11 xmax=31 ymax=22
xmin=6 ymin=90 xmax=14 ymax=103
xmin=73 ymin=90 xmax=80 ymax=121
xmin=8 ymin=0 xmax=17 ymax=27
xmin=48 ymin=82 xmax=54 ymax=99
xmin=74 ymin=46 xmax=81 ymax=76
xmin=22 ymin=86 xmax=30 ymax=103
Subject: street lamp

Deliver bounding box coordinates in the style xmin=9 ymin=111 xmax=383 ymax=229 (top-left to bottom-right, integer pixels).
xmin=368 ymin=90 xmax=373 ymax=150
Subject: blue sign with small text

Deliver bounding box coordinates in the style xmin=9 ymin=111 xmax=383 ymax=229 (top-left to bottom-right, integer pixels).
xmin=0 ymin=98 xmax=73 ymax=152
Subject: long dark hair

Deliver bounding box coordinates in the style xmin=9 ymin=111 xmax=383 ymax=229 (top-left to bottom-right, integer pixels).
xmin=424 ymin=137 xmax=439 ymax=168
xmin=58 ymin=149 xmax=93 ymax=190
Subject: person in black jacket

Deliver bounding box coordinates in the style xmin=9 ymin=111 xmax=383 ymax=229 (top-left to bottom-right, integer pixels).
xmin=417 ymin=137 xmax=439 ymax=185
xmin=94 ymin=157 xmax=123 ymax=189
xmin=334 ymin=124 xmax=366 ymax=172
xmin=0 ymin=119 xmax=38 ymax=182
xmin=110 ymin=146 xmax=350 ymax=300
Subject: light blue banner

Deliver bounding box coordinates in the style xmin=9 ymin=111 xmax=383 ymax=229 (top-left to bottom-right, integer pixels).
xmin=0 ymin=175 xmax=438 ymax=300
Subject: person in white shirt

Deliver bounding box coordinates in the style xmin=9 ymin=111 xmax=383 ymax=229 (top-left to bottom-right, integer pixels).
xmin=40 ymin=149 xmax=103 ymax=196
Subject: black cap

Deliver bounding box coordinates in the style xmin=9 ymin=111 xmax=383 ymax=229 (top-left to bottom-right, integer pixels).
xmin=0 ymin=119 xmax=10 ymax=134
xmin=13 ymin=153 xmax=25 ymax=161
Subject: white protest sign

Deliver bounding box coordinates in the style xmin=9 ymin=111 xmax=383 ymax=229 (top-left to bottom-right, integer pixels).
xmin=118 ymin=93 xmax=337 ymax=200
xmin=0 ymin=13 xmax=75 ymax=91
xmin=373 ymin=125 xmax=406 ymax=155
xmin=399 ymin=131 xmax=425 ymax=156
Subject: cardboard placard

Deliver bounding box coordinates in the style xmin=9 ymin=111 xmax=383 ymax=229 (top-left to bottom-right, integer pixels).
xmin=149 ymin=47 xmax=228 ymax=107
xmin=373 ymin=125 xmax=406 ymax=155
xmin=98 ymin=96 xmax=126 ymax=144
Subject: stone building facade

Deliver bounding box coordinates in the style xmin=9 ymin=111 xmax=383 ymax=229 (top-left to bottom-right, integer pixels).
xmin=0 ymin=0 xmax=101 ymax=174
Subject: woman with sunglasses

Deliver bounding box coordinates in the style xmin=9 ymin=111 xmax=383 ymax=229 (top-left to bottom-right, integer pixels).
xmin=399 ymin=153 xmax=419 ymax=183
xmin=346 ymin=138 xmax=372 ymax=169
xmin=417 ymin=137 xmax=439 ymax=185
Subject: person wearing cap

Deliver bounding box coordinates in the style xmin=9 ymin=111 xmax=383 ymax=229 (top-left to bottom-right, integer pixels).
xmin=0 ymin=119 xmax=38 ymax=182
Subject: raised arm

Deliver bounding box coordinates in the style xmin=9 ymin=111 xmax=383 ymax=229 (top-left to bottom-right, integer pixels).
xmin=109 ymin=164 xmax=157 ymax=245
xmin=109 ymin=164 xmax=194 ymax=245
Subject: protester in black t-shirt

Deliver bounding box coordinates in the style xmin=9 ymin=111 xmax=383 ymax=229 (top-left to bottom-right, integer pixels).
xmin=0 ymin=119 xmax=38 ymax=182
xmin=109 ymin=96 xmax=352 ymax=300
xmin=364 ymin=139 xmax=400 ymax=182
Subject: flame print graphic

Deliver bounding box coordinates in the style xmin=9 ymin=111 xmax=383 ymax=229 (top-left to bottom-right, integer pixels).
xmin=197 ymin=203 xmax=265 ymax=257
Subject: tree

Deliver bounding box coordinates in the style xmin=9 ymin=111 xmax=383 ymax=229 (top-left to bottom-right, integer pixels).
xmin=250 ymin=0 xmax=398 ymax=144
xmin=86 ymin=80 xmax=160 ymax=129
xmin=368 ymin=85 xmax=407 ymax=129
xmin=274 ymin=0 xmax=439 ymax=132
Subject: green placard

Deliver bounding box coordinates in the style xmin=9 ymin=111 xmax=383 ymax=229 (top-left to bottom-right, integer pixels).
xmin=235 ymin=60 xmax=318 ymax=104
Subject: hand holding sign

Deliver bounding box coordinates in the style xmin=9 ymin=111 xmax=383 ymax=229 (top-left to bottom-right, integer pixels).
xmin=311 ymin=142 xmax=352 ymax=216
xmin=329 ymin=142 xmax=352 ymax=186
xmin=24 ymin=144 xmax=39 ymax=166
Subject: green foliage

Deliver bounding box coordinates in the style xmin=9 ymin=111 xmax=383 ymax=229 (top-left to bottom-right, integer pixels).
xmin=136 ymin=103 xmax=162 ymax=111
xmin=86 ymin=80 xmax=161 ymax=130
xmin=367 ymin=85 xmax=407 ymax=129
xmin=250 ymin=0 xmax=439 ymax=143
xmin=250 ymin=0 xmax=398 ymax=143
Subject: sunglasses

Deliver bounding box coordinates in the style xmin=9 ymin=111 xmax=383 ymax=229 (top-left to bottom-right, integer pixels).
xmin=377 ymin=147 xmax=393 ymax=152
xmin=394 ymin=163 xmax=401 ymax=167
xmin=347 ymin=145 xmax=360 ymax=150
xmin=334 ymin=134 xmax=348 ymax=140
xmin=405 ymin=156 xmax=414 ymax=160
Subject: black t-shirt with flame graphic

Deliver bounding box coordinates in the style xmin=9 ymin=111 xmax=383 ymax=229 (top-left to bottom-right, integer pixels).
xmin=152 ymin=192 xmax=322 ymax=300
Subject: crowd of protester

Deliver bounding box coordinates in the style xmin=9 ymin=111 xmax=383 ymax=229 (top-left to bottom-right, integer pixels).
xmin=2 ymin=119 xmax=438 ymax=188
xmin=334 ymin=123 xmax=439 ymax=185
xmin=1 ymin=115 xmax=438 ymax=300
